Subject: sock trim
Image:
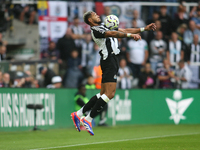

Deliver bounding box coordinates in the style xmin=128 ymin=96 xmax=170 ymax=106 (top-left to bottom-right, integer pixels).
xmin=85 ymin=112 xmax=93 ymax=122
xmin=101 ymin=94 xmax=110 ymax=103
xmin=96 ymin=93 xmax=101 ymax=99
xmin=77 ymin=107 xmax=83 ymax=118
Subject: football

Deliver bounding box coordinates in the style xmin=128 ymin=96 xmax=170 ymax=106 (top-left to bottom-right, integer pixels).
xmin=104 ymin=15 xmax=119 ymax=30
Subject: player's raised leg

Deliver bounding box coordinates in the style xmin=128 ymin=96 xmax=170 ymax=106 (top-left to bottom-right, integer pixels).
xmin=71 ymin=92 xmax=101 ymax=131
xmin=82 ymin=82 xmax=116 ymax=135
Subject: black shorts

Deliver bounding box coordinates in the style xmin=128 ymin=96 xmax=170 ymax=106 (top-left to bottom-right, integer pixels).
xmin=100 ymin=54 xmax=119 ymax=83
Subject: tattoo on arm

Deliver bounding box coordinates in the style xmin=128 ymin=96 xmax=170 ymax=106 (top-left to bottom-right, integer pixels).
xmin=116 ymin=31 xmax=126 ymax=38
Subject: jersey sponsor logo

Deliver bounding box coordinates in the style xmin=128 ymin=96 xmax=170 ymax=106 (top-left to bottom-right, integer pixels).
xmin=166 ymin=89 xmax=193 ymax=125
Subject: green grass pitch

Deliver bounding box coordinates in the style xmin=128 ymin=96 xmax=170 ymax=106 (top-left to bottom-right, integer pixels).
xmin=0 ymin=124 xmax=200 ymax=150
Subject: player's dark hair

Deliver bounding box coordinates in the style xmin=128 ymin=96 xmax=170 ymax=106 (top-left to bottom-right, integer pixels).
xmin=83 ymin=11 xmax=93 ymax=25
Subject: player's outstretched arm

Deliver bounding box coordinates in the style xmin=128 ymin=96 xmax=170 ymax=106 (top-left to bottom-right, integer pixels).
xmin=118 ymin=23 xmax=156 ymax=34
xmin=105 ymin=30 xmax=141 ymax=41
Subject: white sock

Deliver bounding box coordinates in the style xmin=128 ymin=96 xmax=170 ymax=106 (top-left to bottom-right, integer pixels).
xmin=85 ymin=112 xmax=93 ymax=122
xmin=96 ymin=93 xmax=101 ymax=99
xmin=101 ymin=94 xmax=110 ymax=103
xmin=77 ymin=107 xmax=83 ymax=118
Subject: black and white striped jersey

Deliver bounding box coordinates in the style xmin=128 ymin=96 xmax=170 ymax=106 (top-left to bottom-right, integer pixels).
xmin=71 ymin=25 xmax=84 ymax=47
xmin=90 ymin=24 xmax=120 ymax=60
xmin=189 ymin=44 xmax=200 ymax=63
xmin=167 ymin=40 xmax=183 ymax=64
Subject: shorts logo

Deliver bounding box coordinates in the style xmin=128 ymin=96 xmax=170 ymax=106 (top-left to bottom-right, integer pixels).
xmin=114 ymin=75 xmax=117 ymax=79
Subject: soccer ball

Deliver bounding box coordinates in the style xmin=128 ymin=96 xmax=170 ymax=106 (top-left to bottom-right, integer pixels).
xmin=104 ymin=15 xmax=119 ymax=30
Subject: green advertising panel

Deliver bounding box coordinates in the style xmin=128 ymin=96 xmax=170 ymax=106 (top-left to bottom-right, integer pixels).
xmin=0 ymin=88 xmax=200 ymax=132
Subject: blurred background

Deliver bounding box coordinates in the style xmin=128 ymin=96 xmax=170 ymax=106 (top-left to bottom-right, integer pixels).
xmin=0 ymin=0 xmax=200 ymax=133
xmin=0 ymin=0 xmax=200 ymax=89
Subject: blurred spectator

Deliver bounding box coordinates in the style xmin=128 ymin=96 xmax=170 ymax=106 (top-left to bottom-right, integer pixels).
xmin=117 ymin=58 xmax=133 ymax=89
xmin=177 ymin=24 xmax=187 ymax=42
xmin=92 ymin=65 xmax=102 ymax=89
xmin=23 ymin=70 xmax=33 ymax=88
xmin=64 ymin=50 xmax=83 ymax=88
xmin=127 ymin=34 xmax=148 ymax=78
xmin=0 ymin=71 xmax=3 ymax=87
xmin=189 ymin=1 xmax=200 ymax=18
xmin=100 ymin=6 xmax=111 ymax=22
xmin=87 ymin=43 xmax=101 ymax=75
xmin=174 ymin=60 xmax=192 ymax=89
xmin=131 ymin=19 xmax=146 ymax=39
xmin=0 ymin=33 xmax=7 ymax=46
xmin=19 ymin=4 xmax=37 ymax=24
xmin=184 ymin=20 xmax=200 ymax=45
xmin=191 ymin=8 xmax=200 ymax=30
xmin=81 ymin=34 xmax=94 ymax=77
xmin=138 ymin=63 xmax=155 ymax=89
xmin=74 ymin=84 xmax=89 ymax=112
xmin=174 ymin=5 xmax=189 ymax=31
xmin=47 ymin=76 xmax=62 ymax=88
xmin=117 ymin=38 xmax=127 ymax=60
xmin=12 ymin=78 xmax=26 ymax=88
xmin=0 ymin=45 xmax=6 ymax=61
xmin=157 ymin=59 xmax=174 ymax=89
xmin=146 ymin=11 xmax=160 ymax=25
xmin=32 ymin=79 xmax=39 ymax=88
xmin=0 ymin=1 xmax=10 ymax=32
xmin=177 ymin=24 xmax=188 ymax=60
xmin=57 ymin=28 xmax=76 ymax=65
xmin=147 ymin=20 xmax=162 ymax=44
xmin=2 ymin=72 xmax=10 ymax=87
xmin=167 ymin=32 xmax=184 ymax=65
xmin=6 ymin=2 xmax=14 ymax=37
xmin=39 ymin=66 xmax=56 ymax=87
xmin=74 ymin=84 xmax=108 ymax=126
xmin=132 ymin=9 xmax=146 ymax=28
xmin=159 ymin=5 xmax=173 ymax=39
xmin=85 ymin=75 xmax=96 ymax=89
xmin=187 ymin=34 xmax=200 ymax=63
xmin=70 ymin=16 xmax=85 ymax=55
xmin=150 ymin=31 xmax=167 ymax=74
xmin=41 ymin=41 xmax=59 ymax=60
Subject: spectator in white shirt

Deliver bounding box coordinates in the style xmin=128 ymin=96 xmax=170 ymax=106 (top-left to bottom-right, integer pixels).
xmin=117 ymin=58 xmax=133 ymax=89
xmin=184 ymin=20 xmax=200 ymax=45
xmin=127 ymin=35 xmax=148 ymax=78
xmin=174 ymin=60 xmax=192 ymax=89
xmin=132 ymin=9 xmax=146 ymax=28
xmin=150 ymin=31 xmax=167 ymax=74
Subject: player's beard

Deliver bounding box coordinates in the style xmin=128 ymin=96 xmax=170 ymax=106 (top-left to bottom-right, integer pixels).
xmin=94 ymin=21 xmax=102 ymax=25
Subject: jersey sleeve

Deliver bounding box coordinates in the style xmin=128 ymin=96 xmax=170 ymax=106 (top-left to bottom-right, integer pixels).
xmin=91 ymin=26 xmax=106 ymax=38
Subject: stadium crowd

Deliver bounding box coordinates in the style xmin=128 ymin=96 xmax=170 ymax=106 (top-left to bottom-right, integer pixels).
xmin=1 ymin=1 xmax=200 ymax=89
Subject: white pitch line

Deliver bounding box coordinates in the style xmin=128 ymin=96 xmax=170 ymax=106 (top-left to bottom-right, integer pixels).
xmin=29 ymin=132 xmax=200 ymax=150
